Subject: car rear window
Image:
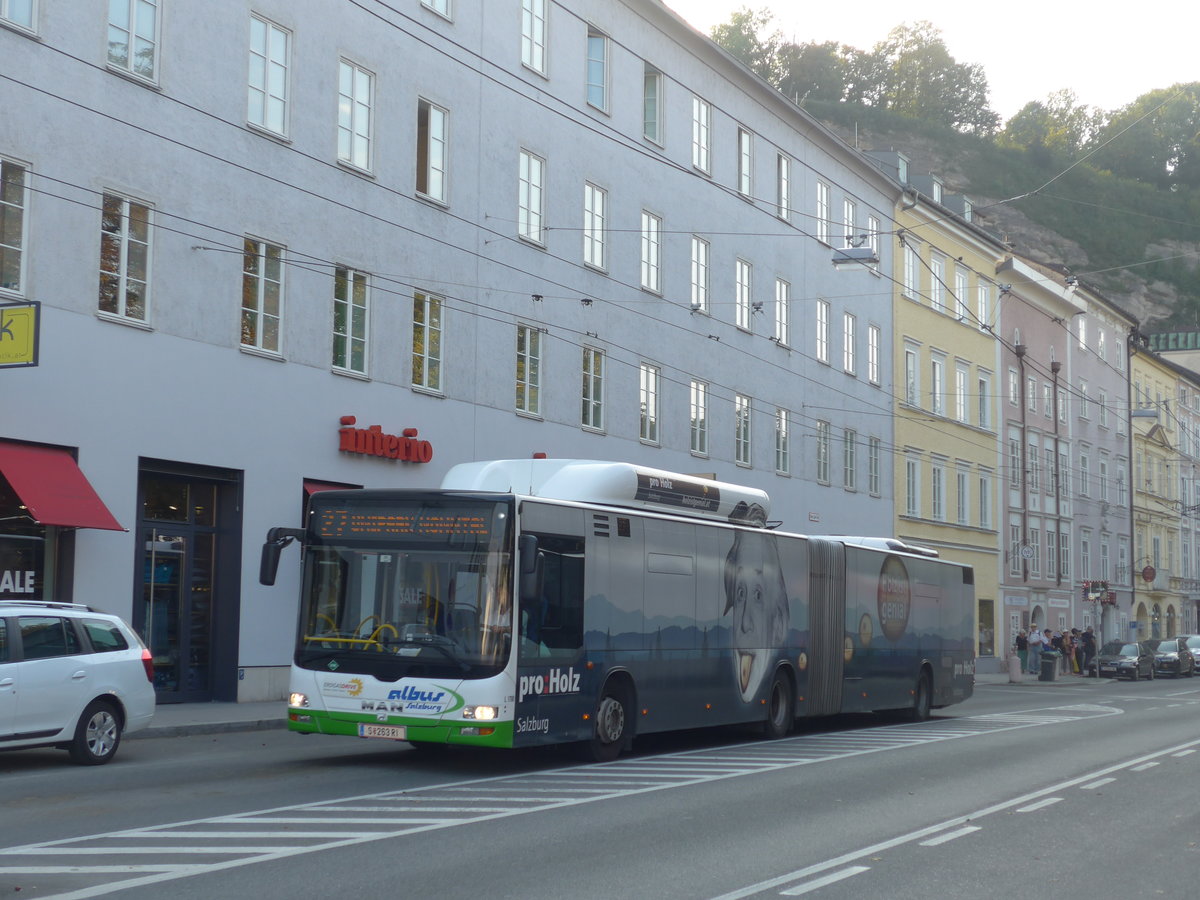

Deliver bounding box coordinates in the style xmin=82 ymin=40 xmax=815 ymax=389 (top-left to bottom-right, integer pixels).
xmin=82 ymin=618 xmax=130 ymax=653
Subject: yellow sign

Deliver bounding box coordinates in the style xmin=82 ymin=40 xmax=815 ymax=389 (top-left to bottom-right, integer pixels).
xmin=0 ymin=301 xmax=39 ymax=368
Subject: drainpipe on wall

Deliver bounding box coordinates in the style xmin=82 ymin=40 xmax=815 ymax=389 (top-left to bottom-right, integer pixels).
xmin=1051 ymin=359 xmax=1064 ymax=588
xmin=1016 ymin=343 xmax=1029 ymax=583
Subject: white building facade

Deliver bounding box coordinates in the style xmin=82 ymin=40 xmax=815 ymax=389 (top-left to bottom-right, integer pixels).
xmin=0 ymin=0 xmax=899 ymax=701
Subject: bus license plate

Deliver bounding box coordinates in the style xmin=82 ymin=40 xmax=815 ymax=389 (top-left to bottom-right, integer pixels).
xmin=358 ymin=723 xmax=407 ymax=740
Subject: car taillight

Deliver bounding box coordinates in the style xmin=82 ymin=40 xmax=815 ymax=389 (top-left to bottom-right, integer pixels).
xmin=141 ymin=648 xmax=154 ymax=683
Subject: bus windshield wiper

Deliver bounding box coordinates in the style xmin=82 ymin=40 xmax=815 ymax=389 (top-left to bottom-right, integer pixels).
xmin=388 ymin=636 xmax=470 ymax=672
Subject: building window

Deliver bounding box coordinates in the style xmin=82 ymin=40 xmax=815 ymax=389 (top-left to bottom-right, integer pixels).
xmin=776 ymin=154 xmax=790 ymax=219
xmin=585 ymin=28 xmax=608 ymax=111
xmin=842 ymin=198 xmax=856 ymax=248
xmin=1079 ymin=380 xmax=1090 ymax=419
xmin=416 ymin=99 xmax=447 ymax=202
xmin=98 ymin=193 xmax=151 ymax=322
xmin=1026 ymin=376 xmax=1037 ymax=412
xmin=931 ymin=461 xmax=945 ymax=521
xmin=1078 ymin=452 xmax=1091 ymax=497
xmin=1099 ymin=457 xmax=1110 ymax=503
xmin=930 ymin=255 xmax=945 ymax=312
xmin=816 ymin=421 xmax=831 ymax=484
xmin=957 ymin=468 xmax=969 ymax=525
xmin=1099 ymin=388 xmax=1109 ymax=427
xmin=905 ymin=456 xmax=919 ymax=516
xmin=690 ymin=380 xmax=708 ymax=454
xmin=515 ymin=324 xmax=541 ymax=415
xmin=1029 ymin=527 xmax=1041 ymax=576
xmin=867 ymin=215 xmax=880 ymax=260
xmin=1060 ymin=531 xmax=1071 ymax=579
xmin=520 ymin=0 xmax=546 ymax=74
xmin=692 ymin=96 xmax=711 ymax=172
xmin=332 ymin=266 xmax=368 ymax=374
xmin=643 ymin=66 xmax=662 ymax=143
xmin=902 ymin=242 xmax=919 ymax=297
xmin=843 ymin=312 xmax=856 ymax=374
xmin=1047 ymin=530 xmax=1058 ymax=578
xmin=815 ymin=299 xmax=829 ymax=363
xmin=977 ymin=374 xmax=991 ymax=429
xmin=0 ymin=159 xmax=28 ymax=293
xmin=248 ymin=15 xmax=289 ymax=135
xmin=868 ymin=437 xmax=881 ymax=495
xmin=518 ymin=149 xmax=545 ymax=243
xmin=422 ymin=0 xmax=450 ymax=16
xmin=954 ymin=268 xmax=969 ymax=320
xmin=868 ymin=325 xmax=880 ymax=384
xmin=1010 ymin=524 xmax=1022 ymax=575
xmin=1101 ymin=539 xmax=1111 ymax=581
xmin=1080 ymin=533 xmax=1092 ymax=578
xmin=1 ymin=0 xmax=35 ymax=30
xmin=412 ymin=291 xmax=442 ymax=391
xmin=737 ymin=128 xmax=753 ymax=198
xmin=1009 ymin=439 xmax=1021 ymax=488
xmin=690 ymin=236 xmax=709 ymax=313
xmin=640 ymin=363 xmax=659 ymax=443
xmin=1045 ymin=447 xmax=1055 ymax=496
xmin=775 ymin=408 xmax=790 ymax=474
xmin=978 ymin=471 xmax=992 ymax=529
xmin=338 ymin=61 xmax=374 ymax=171
xmin=774 ymin=278 xmax=790 ymax=345
xmin=107 ymin=0 xmax=158 ymax=81
xmin=977 ymin=281 xmax=992 ymax=328
xmin=641 ymin=211 xmax=662 ymax=293
xmin=931 ymin=357 xmax=945 ymax=415
xmin=583 ymin=183 xmax=606 ymax=269
xmin=581 ymin=347 xmax=604 ymax=430
xmin=1028 ymin=441 xmax=1040 ymax=492
xmin=815 ymin=181 xmax=830 ymax=244
xmin=241 ymin=238 xmax=283 ymax=353
xmin=735 ymin=394 xmax=752 ymax=465
xmin=955 ymin=364 xmax=968 ymax=422
xmin=843 ymin=428 xmax=857 ymax=490
xmin=904 ymin=347 xmax=919 ymax=406
xmin=1057 ymin=387 xmax=1068 ymax=424
xmin=735 ymin=258 xmax=752 ymax=329
xmin=1008 ymin=368 xmax=1019 ymax=405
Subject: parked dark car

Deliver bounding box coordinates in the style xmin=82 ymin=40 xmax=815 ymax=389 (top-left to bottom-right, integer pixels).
xmin=1176 ymin=634 xmax=1200 ymax=663
xmin=1148 ymin=637 xmax=1196 ymax=678
xmin=1095 ymin=640 xmax=1156 ymax=681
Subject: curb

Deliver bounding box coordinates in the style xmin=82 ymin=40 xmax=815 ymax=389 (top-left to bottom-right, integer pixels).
xmin=129 ymin=719 xmax=287 ymax=740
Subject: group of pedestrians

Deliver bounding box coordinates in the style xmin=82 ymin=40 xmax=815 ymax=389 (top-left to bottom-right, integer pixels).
xmin=1014 ymin=625 xmax=1097 ymax=676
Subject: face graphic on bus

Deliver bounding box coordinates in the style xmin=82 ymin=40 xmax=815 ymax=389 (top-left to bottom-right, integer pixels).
xmin=723 ymin=530 xmax=789 ymax=703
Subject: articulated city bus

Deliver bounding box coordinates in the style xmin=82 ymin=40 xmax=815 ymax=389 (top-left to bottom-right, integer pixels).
xmin=259 ymin=459 xmax=975 ymax=760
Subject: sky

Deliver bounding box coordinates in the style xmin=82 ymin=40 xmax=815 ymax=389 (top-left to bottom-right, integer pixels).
xmin=665 ymin=0 xmax=1199 ymax=121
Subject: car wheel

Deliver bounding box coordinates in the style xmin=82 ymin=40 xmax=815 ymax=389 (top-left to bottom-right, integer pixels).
xmin=68 ymin=700 xmax=122 ymax=765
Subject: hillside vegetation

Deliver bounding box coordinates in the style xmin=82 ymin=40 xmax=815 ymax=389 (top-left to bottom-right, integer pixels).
xmin=712 ymin=10 xmax=1200 ymax=329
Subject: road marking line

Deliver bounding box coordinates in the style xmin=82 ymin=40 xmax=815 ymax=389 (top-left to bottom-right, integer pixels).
xmin=779 ymin=866 xmax=870 ymax=896
xmin=919 ymin=825 xmax=981 ymax=846
xmin=1131 ymin=762 xmax=1159 ymax=771
xmin=1016 ymin=798 xmax=1062 ymax=812
xmin=1080 ymin=778 xmax=1116 ymax=790
xmin=1172 ymin=749 xmax=1197 ymax=757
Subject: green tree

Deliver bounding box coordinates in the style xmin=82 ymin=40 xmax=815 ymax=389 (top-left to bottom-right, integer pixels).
xmin=1092 ymin=83 xmax=1200 ymax=190
xmin=708 ymin=7 xmax=783 ymax=85
xmin=775 ymin=40 xmax=847 ymax=105
xmin=1000 ymin=90 xmax=1105 ymax=155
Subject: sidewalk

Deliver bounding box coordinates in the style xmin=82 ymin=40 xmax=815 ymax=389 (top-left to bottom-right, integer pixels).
xmin=129 ymin=700 xmax=287 ymax=740
xmin=974 ymin=671 xmax=1111 ymax=687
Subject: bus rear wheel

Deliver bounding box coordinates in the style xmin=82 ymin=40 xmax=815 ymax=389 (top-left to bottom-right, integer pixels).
xmin=763 ymin=670 xmax=794 ymax=739
xmin=587 ymin=684 xmax=629 ymax=762
xmin=908 ymin=672 xmax=932 ymax=722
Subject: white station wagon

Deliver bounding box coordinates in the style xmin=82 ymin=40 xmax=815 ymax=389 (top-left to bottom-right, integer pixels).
xmin=0 ymin=600 xmax=156 ymax=764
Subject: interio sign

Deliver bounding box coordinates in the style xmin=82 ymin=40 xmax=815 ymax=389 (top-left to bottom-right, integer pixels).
xmin=337 ymin=416 xmax=433 ymax=463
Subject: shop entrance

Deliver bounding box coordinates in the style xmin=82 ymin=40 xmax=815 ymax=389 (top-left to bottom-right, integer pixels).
xmin=134 ymin=467 xmax=241 ymax=702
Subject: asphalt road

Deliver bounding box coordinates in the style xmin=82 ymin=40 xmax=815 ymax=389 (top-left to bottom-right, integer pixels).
xmin=2 ymin=675 xmax=1197 ymax=900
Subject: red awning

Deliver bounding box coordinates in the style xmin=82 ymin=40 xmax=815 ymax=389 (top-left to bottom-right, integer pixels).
xmin=0 ymin=441 xmax=124 ymax=531
xmin=303 ymin=479 xmax=358 ymax=495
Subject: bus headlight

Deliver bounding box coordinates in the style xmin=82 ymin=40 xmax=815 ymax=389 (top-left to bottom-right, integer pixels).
xmin=289 ymin=692 xmax=310 ymax=708
xmin=463 ymin=705 xmax=497 ymax=720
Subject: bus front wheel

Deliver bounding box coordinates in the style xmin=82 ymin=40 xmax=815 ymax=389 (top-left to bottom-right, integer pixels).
xmin=763 ymin=670 xmax=794 ymax=739
xmin=587 ymin=683 xmax=629 ymax=762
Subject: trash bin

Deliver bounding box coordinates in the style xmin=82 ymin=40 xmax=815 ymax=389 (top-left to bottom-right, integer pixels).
xmin=1039 ymin=651 xmax=1060 ymax=682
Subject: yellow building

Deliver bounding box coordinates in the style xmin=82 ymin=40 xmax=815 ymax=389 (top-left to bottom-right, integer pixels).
xmin=1129 ymin=344 xmax=1189 ymax=638
xmin=883 ymin=166 xmax=1005 ymax=672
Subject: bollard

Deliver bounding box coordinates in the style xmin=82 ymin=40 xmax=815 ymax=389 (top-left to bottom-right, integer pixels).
xmin=1008 ymin=654 xmax=1023 ymax=683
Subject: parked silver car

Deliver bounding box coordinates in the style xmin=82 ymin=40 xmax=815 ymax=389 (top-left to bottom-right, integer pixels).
xmin=0 ymin=600 xmax=156 ymax=764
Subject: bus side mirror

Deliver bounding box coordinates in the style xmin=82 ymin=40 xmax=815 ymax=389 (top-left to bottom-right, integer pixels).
xmin=260 ymin=527 xmax=306 ymax=586
xmin=518 ymin=534 xmax=542 ymax=602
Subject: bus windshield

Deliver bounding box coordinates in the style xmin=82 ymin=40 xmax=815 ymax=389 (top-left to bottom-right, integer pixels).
xmin=296 ymin=498 xmax=513 ymax=680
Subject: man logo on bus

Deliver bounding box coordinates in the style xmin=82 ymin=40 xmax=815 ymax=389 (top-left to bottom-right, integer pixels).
xmin=877 ymin=555 xmax=912 ymax=642
xmin=723 ymin=529 xmax=789 ymax=703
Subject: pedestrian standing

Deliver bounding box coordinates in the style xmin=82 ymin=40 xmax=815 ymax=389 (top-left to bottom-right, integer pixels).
xmin=1028 ymin=625 xmax=1044 ymax=674
xmin=1081 ymin=625 xmax=1097 ymax=676
xmin=1015 ymin=629 xmax=1029 ymax=672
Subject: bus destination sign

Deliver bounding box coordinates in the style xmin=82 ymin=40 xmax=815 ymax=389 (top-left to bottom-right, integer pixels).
xmin=634 ymin=473 xmax=720 ymax=514
xmin=315 ymin=508 xmax=491 ymax=539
